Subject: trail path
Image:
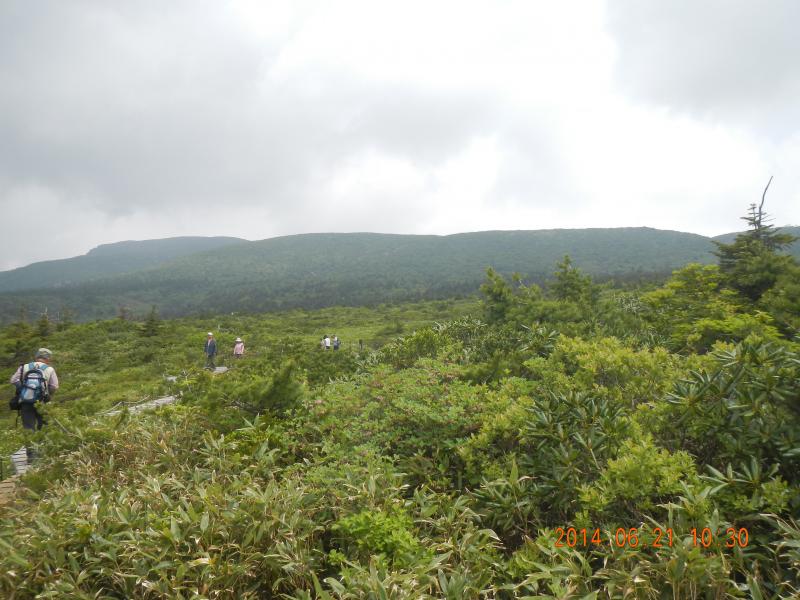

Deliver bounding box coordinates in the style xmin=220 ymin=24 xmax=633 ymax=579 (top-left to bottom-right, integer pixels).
xmin=105 ymin=394 xmax=177 ymax=417
xmin=0 ymin=450 xmax=31 ymax=506
xmin=0 ymin=366 xmax=230 ymax=506
xmin=10 ymin=448 xmax=28 ymax=476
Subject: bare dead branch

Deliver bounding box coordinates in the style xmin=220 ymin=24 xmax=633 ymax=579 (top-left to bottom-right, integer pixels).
xmin=758 ymin=175 xmax=773 ymax=225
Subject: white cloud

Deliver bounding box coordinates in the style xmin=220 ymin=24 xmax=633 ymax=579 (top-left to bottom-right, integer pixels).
xmin=0 ymin=0 xmax=798 ymax=270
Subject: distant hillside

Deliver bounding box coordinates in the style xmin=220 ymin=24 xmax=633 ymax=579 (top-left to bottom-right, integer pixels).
xmin=0 ymin=236 xmax=246 ymax=293
xmin=712 ymin=225 xmax=800 ymax=258
xmin=0 ymin=228 xmax=717 ymax=322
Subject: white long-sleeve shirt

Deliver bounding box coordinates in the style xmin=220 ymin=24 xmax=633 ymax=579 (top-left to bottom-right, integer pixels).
xmin=10 ymin=362 xmax=59 ymax=392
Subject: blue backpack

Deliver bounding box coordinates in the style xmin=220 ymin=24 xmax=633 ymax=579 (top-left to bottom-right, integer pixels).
xmin=18 ymin=363 xmax=50 ymax=405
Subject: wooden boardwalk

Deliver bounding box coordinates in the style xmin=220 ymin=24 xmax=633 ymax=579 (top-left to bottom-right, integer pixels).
xmin=0 ymin=448 xmax=29 ymax=507
xmin=0 ymin=367 xmax=230 ymax=507
xmin=105 ymin=395 xmax=177 ymax=417
xmin=0 ymin=476 xmax=17 ymax=507
xmin=10 ymin=447 xmax=29 ymax=476
xmin=0 ymin=396 xmax=177 ymax=506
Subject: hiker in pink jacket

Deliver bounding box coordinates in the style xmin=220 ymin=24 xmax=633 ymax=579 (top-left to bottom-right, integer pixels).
xmin=233 ymin=337 xmax=245 ymax=358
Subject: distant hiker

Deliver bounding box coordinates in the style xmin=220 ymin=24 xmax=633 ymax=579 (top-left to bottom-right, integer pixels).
xmin=359 ymin=339 xmax=364 ymax=351
xmin=233 ymin=337 xmax=245 ymax=358
xmin=9 ymin=348 xmax=59 ymax=461
xmin=324 ymin=335 xmax=331 ymax=350
xmin=320 ymin=336 xmax=326 ymax=350
xmin=333 ymin=335 xmax=340 ymax=350
xmin=204 ymin=332 xmax=217 ymax=369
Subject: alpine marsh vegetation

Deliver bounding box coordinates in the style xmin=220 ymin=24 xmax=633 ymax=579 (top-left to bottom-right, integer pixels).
xmin=1 ymin=220 xmax=799 ymax=598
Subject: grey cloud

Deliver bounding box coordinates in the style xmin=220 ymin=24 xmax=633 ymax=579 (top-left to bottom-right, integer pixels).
xmin=489 ymin=112 xmax=573 ymax=210
xmin=0 ymin=1 xmax=498 ymax=225
xmin=344 ymin=84 xmax=494 ymax=162
xmin=606 ymin=1 xmax=800 ymax=138
xmin=3 ymin=2 xmax=791 ymax=271
xmin=0 ymin=1 xmax=286 ymax=213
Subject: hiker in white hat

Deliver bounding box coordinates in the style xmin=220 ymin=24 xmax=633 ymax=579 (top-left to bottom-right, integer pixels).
xmin=233 ymin=337 xmax=245 ymax=359
xmin=9 ymin=348 xmax=59 ymax=461
xmin=204 ymin=333 xmax=217 ymax=369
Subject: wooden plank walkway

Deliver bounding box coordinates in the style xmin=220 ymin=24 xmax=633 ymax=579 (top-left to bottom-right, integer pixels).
xmin=0 ymin=367 xmax=230 ymax=507
xmin=0 ymin=476 xmax=18 ymax=507
xmin=0 ymin=448 xmax=28 ymax=507
xmin=105 ymin=395 xmax=177 ymax=417
xmin=11 ymin=447 xmax=29 ymax=476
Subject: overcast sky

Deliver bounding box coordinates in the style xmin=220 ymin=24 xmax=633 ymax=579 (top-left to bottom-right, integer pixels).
xmin=1 ymin=1 xmax=799 ymax=270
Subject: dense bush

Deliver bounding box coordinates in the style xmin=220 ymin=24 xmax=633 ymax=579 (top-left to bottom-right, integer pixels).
xmin=1 ymin=236 xmax=799 ymax=598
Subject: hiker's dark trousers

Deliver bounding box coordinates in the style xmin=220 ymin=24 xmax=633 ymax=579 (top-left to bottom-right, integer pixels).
xmin=20 ymin=404 xmax=43 ymax=461
xmin=20 ymin=404 xmax=44 ymax=431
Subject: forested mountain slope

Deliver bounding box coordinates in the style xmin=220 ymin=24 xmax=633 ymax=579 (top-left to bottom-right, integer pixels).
xmin=0 ymin=236 xmax=246 ymax=293
xmin=0 ymin=228 xmax=715 ymax=322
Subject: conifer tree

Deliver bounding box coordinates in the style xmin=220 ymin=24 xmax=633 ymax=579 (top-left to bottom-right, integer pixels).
xmin=714 ymin=177 xmax=797 ymax=301
xmin=11 ymin=338 xmax=28 ymax=365
xmin=36 ymin=311 xmax=51 ymax=338
xmin=550 ymin=255 xmax=594 ymax=303
xmin=480 ymin=267 xmax=515 ymax=324
xmin=56 ymin=307 xmax=75 ymax=331
xmin=141 ymin=305 xmax=161 ymax=337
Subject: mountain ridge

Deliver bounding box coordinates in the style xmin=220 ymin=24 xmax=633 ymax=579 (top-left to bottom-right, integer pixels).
xmin=0 ymin=227 xmax=797 ymax=323
xmin=0 ymin=236 xmax=247 ymax=293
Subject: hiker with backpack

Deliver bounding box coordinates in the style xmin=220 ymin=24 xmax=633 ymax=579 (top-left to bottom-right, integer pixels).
xmin=9 ymin=348 xmax=59 ymax=460
xmin=204 ymin=332 xmax=217 ymax=369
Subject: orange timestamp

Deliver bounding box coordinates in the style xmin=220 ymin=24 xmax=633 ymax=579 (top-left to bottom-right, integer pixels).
xmin=554 ymin=527 xmax=750 ymax=549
